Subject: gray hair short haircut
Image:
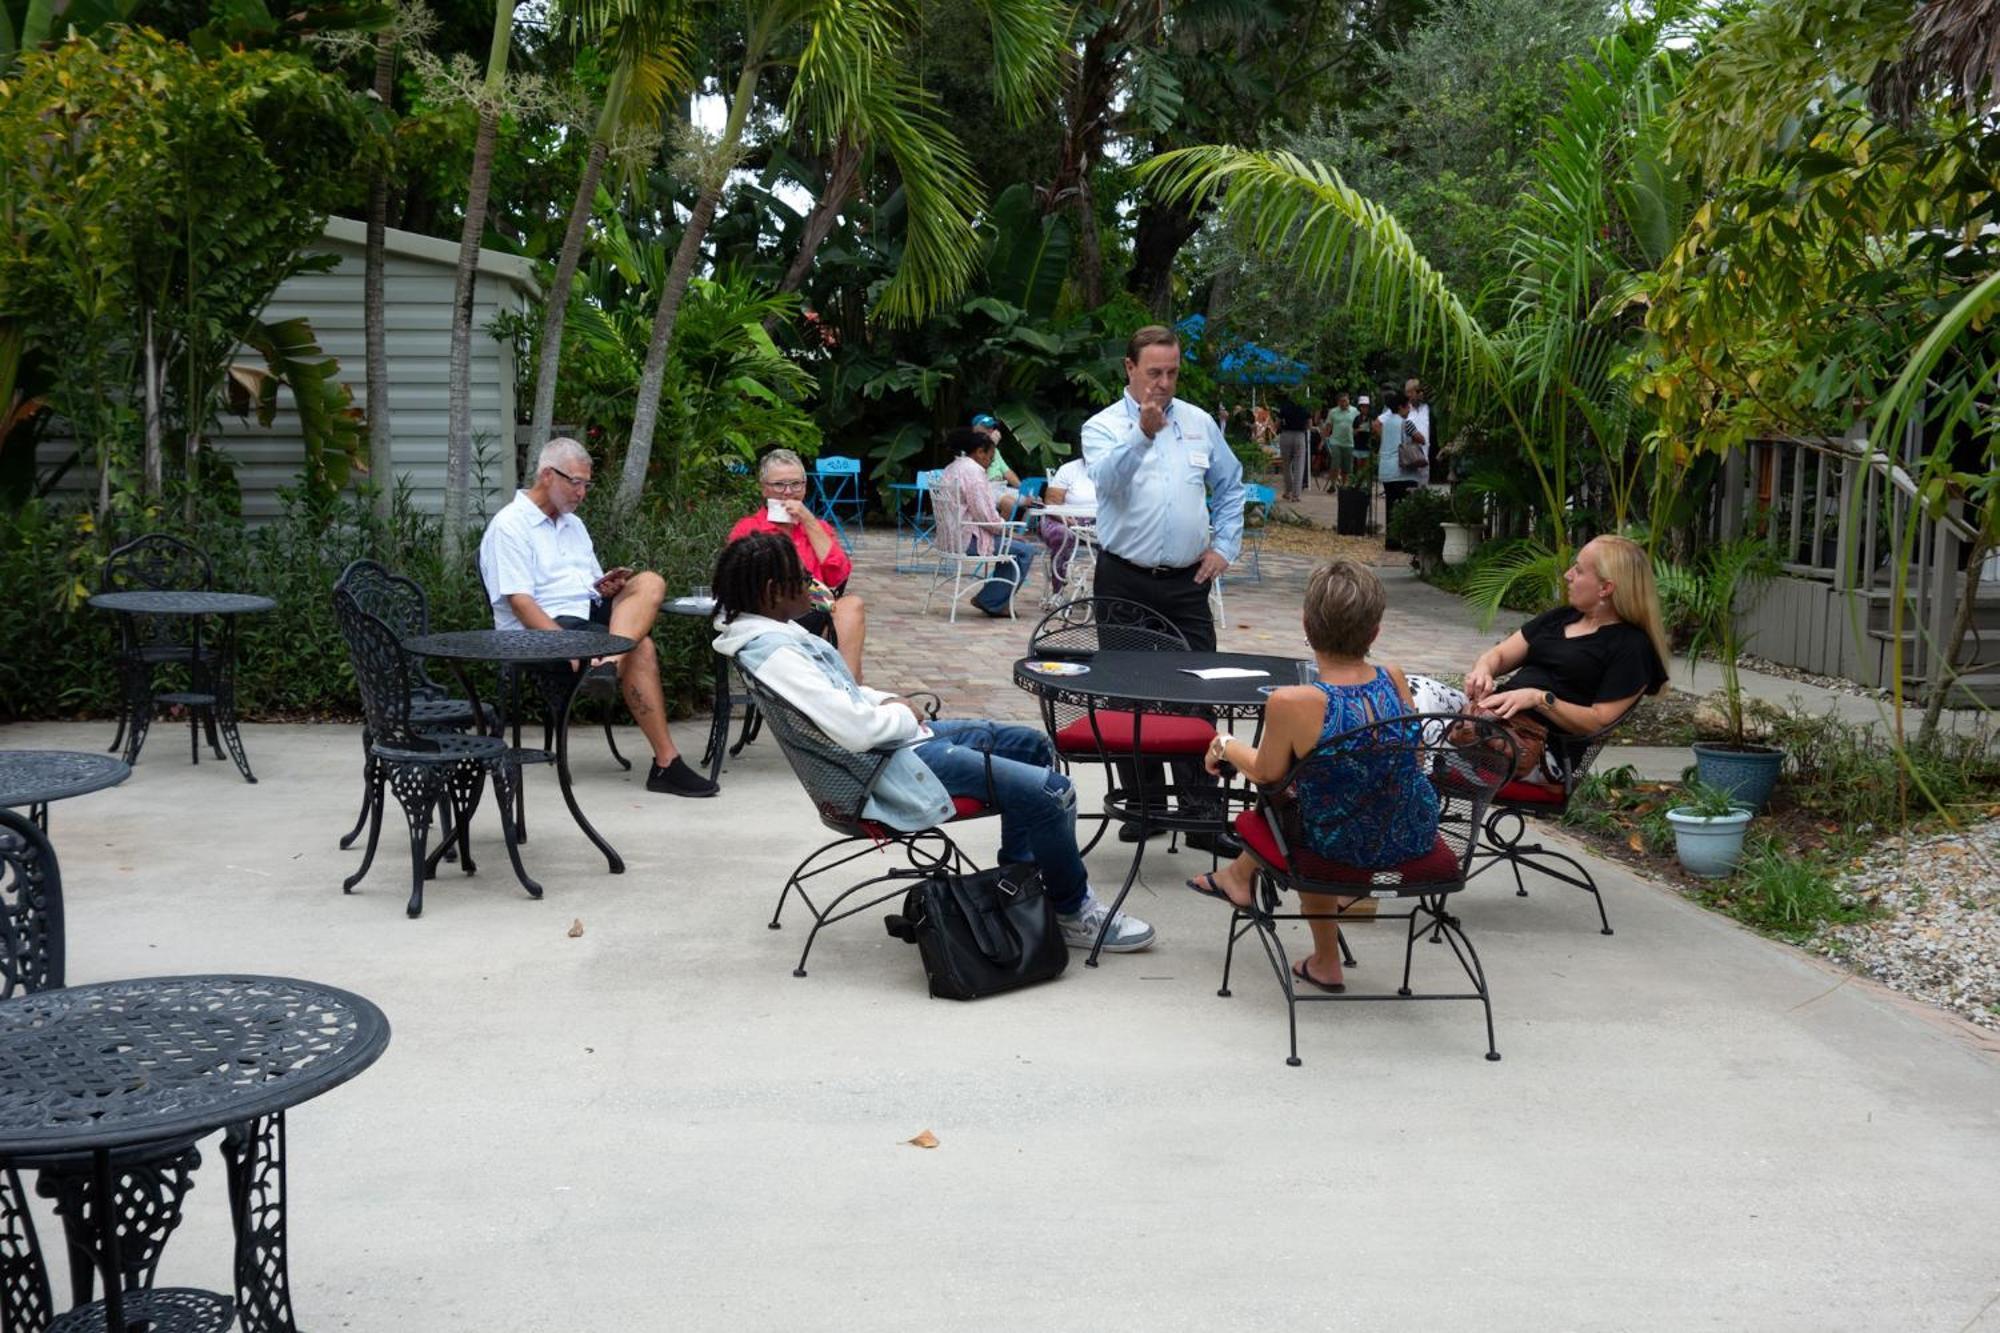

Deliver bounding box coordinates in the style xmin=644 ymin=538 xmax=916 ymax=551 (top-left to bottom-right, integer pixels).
xmin=758 ymin=448 xmax=807 ymax=480
xmin=537 ymin=437 xmax=591 ymax=475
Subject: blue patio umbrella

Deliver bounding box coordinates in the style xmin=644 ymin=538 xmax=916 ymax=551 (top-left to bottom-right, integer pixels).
xmin=1216 ymin=342 xmax=1310 ymax=386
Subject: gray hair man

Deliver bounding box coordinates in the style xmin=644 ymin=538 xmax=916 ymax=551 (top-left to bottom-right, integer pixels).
xmin=477 ymin=437 xmax=716 ymax=796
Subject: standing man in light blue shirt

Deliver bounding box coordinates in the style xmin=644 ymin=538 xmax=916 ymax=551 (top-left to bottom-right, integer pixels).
xmin=1081 ymin=324 xmax=1245 ymax=857
xmin=1081 ymin=323 xmax=1246 ymax=653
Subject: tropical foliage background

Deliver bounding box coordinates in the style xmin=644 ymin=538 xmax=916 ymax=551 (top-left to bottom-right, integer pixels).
xmin=0 ymin=0 xmax=1994 ymax=721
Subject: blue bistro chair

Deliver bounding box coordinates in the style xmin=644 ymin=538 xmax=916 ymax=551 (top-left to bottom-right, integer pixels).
xmin=811 ymin=455 xmax=864 ymax=544
xmin=895 ymin=468 xmax=945 ymax=573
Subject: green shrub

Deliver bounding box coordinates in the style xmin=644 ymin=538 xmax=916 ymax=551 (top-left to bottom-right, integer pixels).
xmin=1385 ymin=486 xmax=1453 ymax=559
xmin=1764 ymin=707 xmax=2000 ymax=826
xmin=0 ymin=483 xmax=751 ymax=723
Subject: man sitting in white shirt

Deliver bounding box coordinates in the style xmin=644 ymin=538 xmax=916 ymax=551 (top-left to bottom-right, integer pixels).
xmin=1039 ymin=455 xmax=1097 ymax=589
xmin=477 ymin=437 xmax=716 ymax=797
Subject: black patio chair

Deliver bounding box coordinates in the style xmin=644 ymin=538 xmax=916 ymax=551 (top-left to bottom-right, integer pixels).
xmin=1216 ymin=712 xmax=1515 ymax=1065
xmin=332 ymin=559 xmax=496 ymax=852
xmin=1464 ymin=701 xmax=1644 ymax=936
xmin=0 ymin=809 xmax=62 ymax=1000
xmin=333 ymin=585 xmax=528 ymax=918
xmin=0 ymin=809 xmax=206 ymax=1319
xmin=1024 ymin=596 xmax=1207 ymax=854
xmin=100 ymin=534 xmax=216 ymax=763
xmin=743 ymin=672 xmax=995 ymax=978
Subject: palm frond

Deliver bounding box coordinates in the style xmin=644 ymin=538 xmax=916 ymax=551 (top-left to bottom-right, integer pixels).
xmin=968 ymin=0 xmax=1069 ymax=124
xmin=1459 ymin=539 xmax=1567 ymax=631
xmin=1136 ymin=145 xmax=1497 ymax=392
xmin=854 ymin=70 xmax=986 ymax=323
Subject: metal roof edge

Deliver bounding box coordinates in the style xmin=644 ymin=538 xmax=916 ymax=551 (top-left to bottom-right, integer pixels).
xmin=319 ymin=216 xmax=541 ymax=294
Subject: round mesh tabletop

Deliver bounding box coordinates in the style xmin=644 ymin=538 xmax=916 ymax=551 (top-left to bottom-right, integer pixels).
xmin=0 ymin=750 xmax=130 ymax=808
xmin=0 ymin=975 xmax=390 ymax=1155
xmin=402 ymin=629 xmax=634 ymax=663
xmin=86 ymin=591 xmax=276 ymax=616
xmin=1014 ymin=650 xmax=1313 ymax=718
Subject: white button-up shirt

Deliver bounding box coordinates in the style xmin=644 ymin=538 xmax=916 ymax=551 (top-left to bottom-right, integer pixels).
xmin=478 ymin=490 xmax=604 ymax=629
xmin=1081 ymin=392 xmax=1244 ymax=567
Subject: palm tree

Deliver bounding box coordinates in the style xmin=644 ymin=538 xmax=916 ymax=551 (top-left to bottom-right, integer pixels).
xmin=525 ymin=0 xmax=694 ymax=450
xmin=609 ymin=0 xmax=1066 ymax=512
xmin=441 ymin=0 xmax=525 ymax=558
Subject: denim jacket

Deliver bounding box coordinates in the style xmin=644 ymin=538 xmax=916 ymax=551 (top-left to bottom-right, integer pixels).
xmin=713 ymin=614 xmax=955 ymax=832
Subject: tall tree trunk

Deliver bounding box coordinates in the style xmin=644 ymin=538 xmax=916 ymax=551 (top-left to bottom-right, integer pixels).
xmin=141 ymin=311 xmax=162 ymax=499
xmin=1073 ymin=172 xmax=1103 ymax=309
xmin=528 ymin=133 xmax=610 ymax=449
xmin=765 ymin=136 xmax=860 ymax=332
xmin=365 ymin=36 xmax=397 ymax=523
xmin=613 ymin=58 xmax=758 ymax=513
xmin=444 ymin=104 xmax=501 ymax=557
xmin=1919 ymin=537 xmax=1993 ymax=744
xmin=444 ymin=1 xmax=514 ymax=558
xmin=1125 ymin=189 xmax=1204 ymax=315
xmin=614 ymin=181 xmax=720 ymax=511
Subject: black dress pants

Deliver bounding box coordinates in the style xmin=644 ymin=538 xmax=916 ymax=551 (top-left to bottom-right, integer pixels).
xmin=1095 ymin=552 xmax=1220 ymax=815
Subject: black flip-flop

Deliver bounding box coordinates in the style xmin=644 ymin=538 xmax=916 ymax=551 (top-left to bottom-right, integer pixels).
xmin=1292 ymin=958 xmax=1346 ymax=994
xmin=1186 ymin=873 xmax=1247 ymax=909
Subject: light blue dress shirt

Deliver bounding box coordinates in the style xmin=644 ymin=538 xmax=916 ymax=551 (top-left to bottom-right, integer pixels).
xmin=1377 ymin=410 xmax=1411 ymax=484
xmin=1081 ymin=392 xmax=1245 ymax=567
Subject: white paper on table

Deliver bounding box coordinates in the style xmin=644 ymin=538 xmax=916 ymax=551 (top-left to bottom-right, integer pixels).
xmin=1180 ymin=667 xmax=1270 ymax=680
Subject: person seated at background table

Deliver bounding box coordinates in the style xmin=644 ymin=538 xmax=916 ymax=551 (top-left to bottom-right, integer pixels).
xmin=1038 ymin=454 xmax=1098 ymax=590
xmin=478 ymin=437 xmax=717 ymax=797
xmin=711 ymin=532 xmax=1154 ymax=953
xmin=940 ymin=426 xmax=1036 ymax=618
xmin=1404 ymin=534 xmax=1669 ymax=786
xmin=727 ymin=447 xmax=867 ymax=682
xmin=1185 ymin=559 xmax=1435 ymax=992
xmin=971 ymin=412 xmax=1031 ymax=517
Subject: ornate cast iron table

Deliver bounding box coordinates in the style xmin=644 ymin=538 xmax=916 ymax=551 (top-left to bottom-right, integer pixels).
xmin=0 ymin=752 xmax=129 ymax=833
xmin=85 ymin=591 xmax=277 ymax=784
xmin=0 ymin=974 xmax=390 ymax=1333
xmin=1013 ymin=650 xmax=1313 ymax=964
xmin=403 ymin=628 xmax=636 ymax=875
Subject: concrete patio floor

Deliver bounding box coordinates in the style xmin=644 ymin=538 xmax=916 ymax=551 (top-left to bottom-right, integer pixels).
xmin=7 ymin=707 xmax=2000 ymax=1330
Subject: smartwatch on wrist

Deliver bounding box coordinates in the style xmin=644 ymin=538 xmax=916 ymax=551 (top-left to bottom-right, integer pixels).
xmin=1541 ymin=690 xmax=1556 ymax=709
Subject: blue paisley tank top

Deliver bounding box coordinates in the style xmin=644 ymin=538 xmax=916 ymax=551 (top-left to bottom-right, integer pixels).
xmin=1294 ymin=668 xmax=1440 ymax=868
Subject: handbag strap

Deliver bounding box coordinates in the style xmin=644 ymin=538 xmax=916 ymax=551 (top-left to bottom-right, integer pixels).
xmin=947 ymin=872 xmax=1029 ymax=966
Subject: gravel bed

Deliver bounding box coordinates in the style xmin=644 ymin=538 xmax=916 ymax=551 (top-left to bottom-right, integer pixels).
xmin=1738 ymin=653 xmax=1890 ymax=699
xmin=1819 ymin=818 xmax=2000 ymax=1030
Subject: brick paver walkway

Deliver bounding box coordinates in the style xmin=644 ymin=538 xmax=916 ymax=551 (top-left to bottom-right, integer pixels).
xmin=844 ymin=506 xmax=1499 ymax=722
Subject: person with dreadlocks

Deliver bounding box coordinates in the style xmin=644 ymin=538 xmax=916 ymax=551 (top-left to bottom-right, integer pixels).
xmin=711 ymin=532 xmax=1155 ymax=954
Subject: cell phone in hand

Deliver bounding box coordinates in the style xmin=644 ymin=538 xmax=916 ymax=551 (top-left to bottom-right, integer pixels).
xmin=594 ymin=566 xmax=633 ymax=594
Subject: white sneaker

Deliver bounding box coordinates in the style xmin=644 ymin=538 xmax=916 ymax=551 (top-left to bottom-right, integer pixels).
xmin=1059 ymin=893 xmax=1156 ymax=953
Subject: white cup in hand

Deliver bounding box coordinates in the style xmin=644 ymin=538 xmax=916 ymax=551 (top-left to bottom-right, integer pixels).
xmin=766 ymin=498 xmax=792 ymax=523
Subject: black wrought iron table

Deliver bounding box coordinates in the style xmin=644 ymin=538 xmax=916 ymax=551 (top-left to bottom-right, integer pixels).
xmin=660 ymin=595 xmax=759 ymax=785
xmin=85 ymin=590 xmax=276 ymax=784
xmin=1013 ymin=650 xmax=1314 ymax=964
xmin=0 ymin=974 xmax=390 ymax=1333
xmin=403 ymin=628 xmax=636 ymax=876
xmin=0 ymin=751 xmax=130 ymax=832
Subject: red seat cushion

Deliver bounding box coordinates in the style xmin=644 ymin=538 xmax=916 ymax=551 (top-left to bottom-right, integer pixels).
xmin=1233 ymin=810 xmax=1460 ymax=887
xmin=859 ymin=795 xmax=989 ymax=840
xmin=1053 ymin=710 xmax=1216 ymax=756
xmin=1494 ymin=779 xmax=1567 ymax=806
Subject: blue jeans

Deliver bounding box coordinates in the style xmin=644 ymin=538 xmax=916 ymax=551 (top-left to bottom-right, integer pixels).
xmin=914 ymin=720 xmax=1088 ymax=914
xmin=969 ymin=538 xmax=1035 ymax=613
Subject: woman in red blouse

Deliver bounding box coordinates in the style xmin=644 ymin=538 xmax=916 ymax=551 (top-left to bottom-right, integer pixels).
xmin=727 ymin=449 xmax=868 ymax=681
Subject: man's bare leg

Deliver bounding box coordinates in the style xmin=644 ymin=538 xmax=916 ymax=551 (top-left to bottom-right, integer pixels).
xmin=606 ymin=572 xmax=678 ymax=765
xmin=831 ymin=593 xmax=866 ymax=684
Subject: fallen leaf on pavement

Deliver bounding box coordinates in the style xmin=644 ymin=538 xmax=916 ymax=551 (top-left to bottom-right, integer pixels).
xmin=567 ymin=919 xmax=584 ymax=938
xmin=905 ymin=1130 xmax=939 ymax=1149
xmin=1626 ymin=833 xmax=1645 ymax=853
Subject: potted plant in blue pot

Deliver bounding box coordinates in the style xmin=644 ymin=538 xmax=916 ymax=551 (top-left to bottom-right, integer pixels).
xmin=1665 ymin=779 xmax=1755 ymax=878
xmin=1682 ymin=537 xmax=1784 ymax=810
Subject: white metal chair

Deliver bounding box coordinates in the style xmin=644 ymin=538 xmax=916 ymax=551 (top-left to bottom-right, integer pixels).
xmin=924 ymin=470 xmax=1025 ymax=623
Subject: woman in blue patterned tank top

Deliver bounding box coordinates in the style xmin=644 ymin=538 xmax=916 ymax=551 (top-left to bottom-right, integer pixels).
xmin=1186 ymin=559 xmax=1439 ymax=992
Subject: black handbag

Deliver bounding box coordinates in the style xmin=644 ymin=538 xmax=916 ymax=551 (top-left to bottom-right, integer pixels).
xmin=884 ymin=863 xmax=1068 ymax=1000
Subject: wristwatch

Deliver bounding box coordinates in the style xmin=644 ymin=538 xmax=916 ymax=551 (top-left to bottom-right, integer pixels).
xmin=1542 ymin=690 xmax=1556 ymax=709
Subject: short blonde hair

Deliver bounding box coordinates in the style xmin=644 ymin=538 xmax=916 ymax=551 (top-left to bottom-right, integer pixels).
xmin=1584 ymin=534 xmax=1671 ymax=691
xmin=1303 ymin=559 xmax=1385 ymax=657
